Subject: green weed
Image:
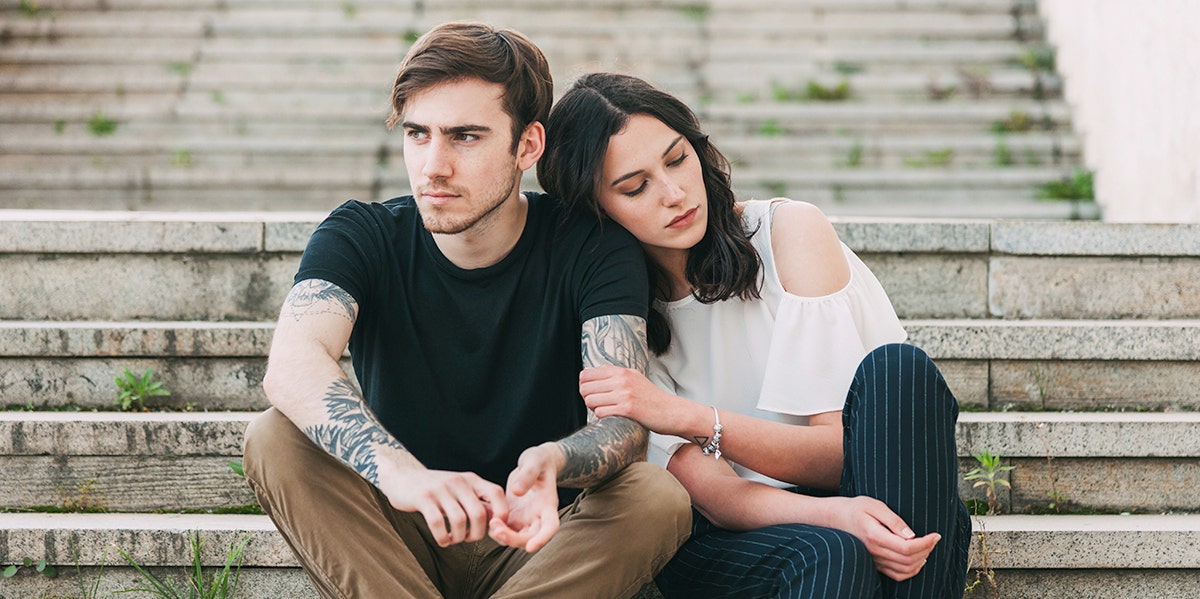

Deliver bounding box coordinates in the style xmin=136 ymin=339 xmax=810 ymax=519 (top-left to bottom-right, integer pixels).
xmin=964 ymin=450 xmax=1014 ymax=515
xmin=119 ymin=532 xmax=248 ymax=599
xmin=3 ymin=557 xmax=58 ymax=580
xmin=115 ymin=367 xmax=171 ymax=411
xmin=804 ymin=80 xmax=851 ymax=102
xmin=87 ymin=111 xmax=117 ymax=137
xmin=1038 ymin=169 xmax=1094 ymax=201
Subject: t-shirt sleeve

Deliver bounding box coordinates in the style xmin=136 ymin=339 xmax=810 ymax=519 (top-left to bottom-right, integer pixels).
xmin=294 ymin=200 xmax=382 ymax=307
xmin=571 ymin=221 xmax=649 ymax=323
xmin=757 ymin=245 xmax=908 ymax=415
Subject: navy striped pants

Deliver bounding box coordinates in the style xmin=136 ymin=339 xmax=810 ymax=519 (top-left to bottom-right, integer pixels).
xmin=656 ymin=344 xmax=971 ymax=599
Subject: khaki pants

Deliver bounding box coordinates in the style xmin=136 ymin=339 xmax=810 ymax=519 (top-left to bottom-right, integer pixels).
xmin=243 ymin=408 xmax=691 ymax=599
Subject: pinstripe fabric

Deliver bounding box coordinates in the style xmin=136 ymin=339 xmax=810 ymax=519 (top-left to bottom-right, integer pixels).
xmin=656 ymin=344 xmax=969 ymax=599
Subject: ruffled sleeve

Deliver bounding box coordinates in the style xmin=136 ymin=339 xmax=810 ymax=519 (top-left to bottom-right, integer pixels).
xmin=646 ymin=359 xmax=691 ymax=469
xmin=756 ymin=246 xmax=907 ymax=415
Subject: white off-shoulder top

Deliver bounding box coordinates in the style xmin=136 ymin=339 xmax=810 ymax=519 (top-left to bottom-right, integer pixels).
xmin=647 ymin=199 xmax=907 ymax=488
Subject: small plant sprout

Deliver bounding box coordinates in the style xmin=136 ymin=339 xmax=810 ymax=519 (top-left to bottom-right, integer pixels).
xmin=87 ymin=110 xmax=118 ymax=136
xmin=994 ymin=134 xmax=1014 ymax=166
xmin=171 ymin=149 xmax=193 ymax=167
xmin=804 ymin=80 xmax=851 ymax=102
xmin=1038 ymin=169 xmax=1094 ymax=201
xmin=846 ymin=141 xmax=864 ymax=168
xmin=2 ymin=557 xmax=58 ymax=579
xmin=229 ymin=460 xmax=245 ymax=477
xmin=115 ymin=367 xmax=171 ymax=411
xmin=758 ymin=120 xmax=784 ymax=137
xmin=964 ymin=450 xmax=1014 ymax=515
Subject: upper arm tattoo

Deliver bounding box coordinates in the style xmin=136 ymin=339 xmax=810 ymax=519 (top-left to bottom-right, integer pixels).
xmin=281 ymin=279 xmax=358 ymax=323
xmin=580 ymin=313 xmax=649 ymax=373
xmin=302 ymin=377 xmax=408 ymax=485
xmin=558 ymin=314 xmax=651 ymax=488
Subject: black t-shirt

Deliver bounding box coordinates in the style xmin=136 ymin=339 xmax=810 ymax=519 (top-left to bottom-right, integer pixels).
xmin=294 ymin=193 xmax=648 ymax=489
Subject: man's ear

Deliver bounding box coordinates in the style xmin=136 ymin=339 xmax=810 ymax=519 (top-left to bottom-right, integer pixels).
xmin=516 ymin=121 xmax=545 ymax=171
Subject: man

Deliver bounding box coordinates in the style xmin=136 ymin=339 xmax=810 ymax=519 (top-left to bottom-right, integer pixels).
xmin=241 ymin=21 xmax=691 ymax=599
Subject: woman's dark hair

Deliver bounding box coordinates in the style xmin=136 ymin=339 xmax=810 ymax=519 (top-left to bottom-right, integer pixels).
xmin=539 ymin=72 xmax=761 ymax=354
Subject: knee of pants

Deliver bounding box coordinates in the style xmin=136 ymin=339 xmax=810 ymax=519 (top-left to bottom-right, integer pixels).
xmin=780 ymin=528 xmax=876 ymax=599
xmin=856 ymin=343 xmax=958 ymax=421
xmin=596 ymin=462 xmax=692 ymax=541
xmin=242 ymin=407 xmax=311 ymax=489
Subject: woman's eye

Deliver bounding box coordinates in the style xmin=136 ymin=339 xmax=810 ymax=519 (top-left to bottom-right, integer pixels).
xmin=623 ymin=181 xmax=648 ymax=197
xmin=667 ymin=152 xmax=688 ymax=167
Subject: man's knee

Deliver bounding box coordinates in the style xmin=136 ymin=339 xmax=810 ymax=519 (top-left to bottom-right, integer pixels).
xmin=242 ymin=407 xmax=309 ymax=487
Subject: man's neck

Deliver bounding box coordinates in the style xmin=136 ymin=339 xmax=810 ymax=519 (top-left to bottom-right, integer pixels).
xmin=431 ymin=193 xmax=530 ymax=270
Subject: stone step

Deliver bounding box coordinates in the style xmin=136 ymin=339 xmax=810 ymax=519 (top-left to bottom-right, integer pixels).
xmin=1 ymin=513 xmax=1197 ymax=599
xmin=5 ymin=216 xmax=1200 ymax=321
xmin=717 ymin=133 xmax=1079 ymax=170
xmin=2 ymin=411 xmax=1197 ymax=513
xmin=3 ymin=319 xmax=1200 ymax=411
xmin=703 ymin=100 xmax=1072 ymax=135
xmin=705 ymin=69 xmax=1062 ymax=103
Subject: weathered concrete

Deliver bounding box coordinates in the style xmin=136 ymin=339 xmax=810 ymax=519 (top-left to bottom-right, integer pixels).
xmin=908 ymin=319 xmax=1200 ymax=361
xmin=989 ymin=256 xmax=1200 ymax=319
xmin=990 ymin=359 xmax=1200 ymax=411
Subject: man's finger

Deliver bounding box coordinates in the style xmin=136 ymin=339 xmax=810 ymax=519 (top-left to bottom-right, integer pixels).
xmin=524 ymin=512 xmax=559 ymax=552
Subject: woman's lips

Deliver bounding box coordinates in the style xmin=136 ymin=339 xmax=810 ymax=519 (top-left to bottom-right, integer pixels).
xmin=668 ymin=207 xmax=698 ymax=228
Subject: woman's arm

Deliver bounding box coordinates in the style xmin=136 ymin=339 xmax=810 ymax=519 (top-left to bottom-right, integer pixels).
xmin=668 ymin=445 xmax=940 ymax=582
xmin=580 ymin=365 xmax=842 ymax=489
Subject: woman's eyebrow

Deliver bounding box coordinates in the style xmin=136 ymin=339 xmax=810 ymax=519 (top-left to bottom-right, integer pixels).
xmin=610 ymin=135 xmax=685 ymax=187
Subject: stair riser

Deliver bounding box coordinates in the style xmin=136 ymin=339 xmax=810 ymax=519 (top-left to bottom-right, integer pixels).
xmin=4 ymin=251 xmax=1198 ymax=321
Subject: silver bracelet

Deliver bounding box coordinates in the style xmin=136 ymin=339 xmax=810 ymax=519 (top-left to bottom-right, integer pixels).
xmin=700 ymin=406 xmax=723 ymax=460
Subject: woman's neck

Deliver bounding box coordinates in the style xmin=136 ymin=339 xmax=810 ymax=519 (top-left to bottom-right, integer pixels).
xmin=646 ymin=246 xmax=694 ymax=302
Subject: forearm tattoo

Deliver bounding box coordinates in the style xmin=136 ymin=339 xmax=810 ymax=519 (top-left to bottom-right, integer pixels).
xmin=302 ymin=378 xmax=407 ymax=485
xmin=282 ymin=279 xmax=357 ymax=323
xmin=557 ymin=314 xmax=651 ymax=488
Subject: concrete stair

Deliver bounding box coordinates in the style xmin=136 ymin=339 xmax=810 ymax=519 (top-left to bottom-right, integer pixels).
xmin=2 ymin=213 xmax=1199 ymax=597
xmin=0 ymin=0 xmax=1089 ymax=218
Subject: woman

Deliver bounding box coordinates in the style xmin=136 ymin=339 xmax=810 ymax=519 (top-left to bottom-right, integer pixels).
xmin=539 ymin=72 xmax=970 ymax=599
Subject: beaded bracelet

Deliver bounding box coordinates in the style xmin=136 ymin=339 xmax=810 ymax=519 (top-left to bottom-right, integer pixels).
xmin=700 ymin=406 xmax=723 ymax=460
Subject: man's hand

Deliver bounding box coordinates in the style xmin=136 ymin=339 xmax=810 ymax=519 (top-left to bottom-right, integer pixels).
xmin=489 ymin=443 xmax=563 ymax=552
xmin=377 ymin=467 xmax=509 ymax=548
xmin=827 ymin=496 xmax=940 ymax=581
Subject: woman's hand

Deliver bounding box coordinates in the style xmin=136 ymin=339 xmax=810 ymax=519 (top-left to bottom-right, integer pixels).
xmin=826 ymin=496 xmax=940 ymax=581
xmin=579 ymin=365 xmax=691 ymax=435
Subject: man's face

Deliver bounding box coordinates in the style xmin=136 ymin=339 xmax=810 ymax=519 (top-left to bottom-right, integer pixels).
xmin=400 ymin=78 xmax=531 ymax=235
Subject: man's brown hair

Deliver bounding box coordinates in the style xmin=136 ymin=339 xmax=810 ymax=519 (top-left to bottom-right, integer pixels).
xmin=387 ymin=21 xmax=553 ymax=151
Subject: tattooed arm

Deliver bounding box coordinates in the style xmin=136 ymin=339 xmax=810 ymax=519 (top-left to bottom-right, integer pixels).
xmin=557 ymin=313 xmax=651 ymax=486
xmin=489 ymin=314 xmax=650 ymax=552
xmin=264 ymin=279 xmax=507 ymax=547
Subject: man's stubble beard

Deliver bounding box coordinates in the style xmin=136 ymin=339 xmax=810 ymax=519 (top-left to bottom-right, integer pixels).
xmin=419 ymin=169 xmax=522 ymax=235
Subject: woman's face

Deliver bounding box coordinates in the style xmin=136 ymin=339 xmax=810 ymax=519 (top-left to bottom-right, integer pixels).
xmin=597 ymin=114 xmax=708 ymax=259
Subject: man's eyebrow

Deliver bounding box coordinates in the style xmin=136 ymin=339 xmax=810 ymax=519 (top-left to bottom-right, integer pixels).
xmin=442 ymin=124 xmax=491 ymax=135
xmin=610 ymin=135 xmax=685 ymax=187
xmin=398 ymin=121 xmax=491 ymax=136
